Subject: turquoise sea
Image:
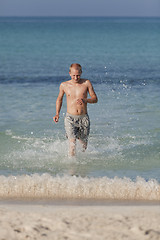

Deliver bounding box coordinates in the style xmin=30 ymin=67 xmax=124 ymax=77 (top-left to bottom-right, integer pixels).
xmin=0 ymin=17 xmax=160 ymax=200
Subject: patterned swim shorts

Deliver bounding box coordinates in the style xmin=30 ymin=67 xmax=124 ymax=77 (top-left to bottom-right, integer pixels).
xmin=64 ymin=113 xmax=90 ymax=142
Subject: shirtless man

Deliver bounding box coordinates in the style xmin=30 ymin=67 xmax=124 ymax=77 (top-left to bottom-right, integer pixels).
xmin=53 ymin=63 xmax=98 ymax=156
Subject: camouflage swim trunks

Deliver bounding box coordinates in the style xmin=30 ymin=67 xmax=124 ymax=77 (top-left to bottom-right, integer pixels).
xmin=64 ymin=113 xmax=90 ymax=142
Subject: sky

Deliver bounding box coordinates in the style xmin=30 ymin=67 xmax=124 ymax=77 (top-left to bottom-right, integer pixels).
xmin=0 ymin=0 xmax=160 ymax=17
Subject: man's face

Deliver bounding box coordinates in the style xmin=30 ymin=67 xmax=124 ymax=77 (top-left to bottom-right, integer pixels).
xmin=69 ymin=68 xmax=82 ymax=83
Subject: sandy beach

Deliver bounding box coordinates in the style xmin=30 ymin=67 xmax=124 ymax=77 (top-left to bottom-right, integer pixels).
xmin=0 ymin=201 xmax=160 ymax=240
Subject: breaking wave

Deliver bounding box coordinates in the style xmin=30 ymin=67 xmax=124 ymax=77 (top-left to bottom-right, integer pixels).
xmin=0 ymin=174 xmax=159 ymax=201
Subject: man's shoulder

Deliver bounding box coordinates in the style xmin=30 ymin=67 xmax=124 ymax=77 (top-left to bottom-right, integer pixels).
xmin=83 ymin=79 xmax=93 ymax=88
xmin=60 ymin=80 xmax=70 ymax=86
xmin=60 ymin=80 xmax=71 ymax=91
xmin=80 ymin=78 xmax=91 ymax=84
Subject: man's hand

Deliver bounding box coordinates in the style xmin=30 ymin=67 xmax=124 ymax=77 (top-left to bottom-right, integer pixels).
xmin=53 ymin=114 xmax=59 ymax=123
xmin=77 ymin=98 xmax=87 ymax=105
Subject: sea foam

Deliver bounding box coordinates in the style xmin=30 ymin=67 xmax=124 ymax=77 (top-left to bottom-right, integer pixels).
xmin=0 ymin=174 xmax=159 ymax=200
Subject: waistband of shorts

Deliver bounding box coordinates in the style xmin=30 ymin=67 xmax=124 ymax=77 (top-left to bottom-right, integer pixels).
xmin=66 ymin=112 xmax=89 ymax=119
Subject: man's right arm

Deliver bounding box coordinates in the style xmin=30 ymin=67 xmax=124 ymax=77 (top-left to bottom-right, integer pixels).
xmin=53 ymin=83 xmax=65 ymax=123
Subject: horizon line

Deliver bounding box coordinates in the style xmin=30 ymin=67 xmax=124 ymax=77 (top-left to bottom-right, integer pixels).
xmin=0 ymin=15 xmax=160 ymax=18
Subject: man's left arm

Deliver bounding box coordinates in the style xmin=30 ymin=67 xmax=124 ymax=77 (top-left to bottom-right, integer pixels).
xmin=86 ymin=80 xmax=98 ymax=104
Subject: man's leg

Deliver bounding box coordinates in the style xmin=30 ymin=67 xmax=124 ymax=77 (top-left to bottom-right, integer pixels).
xmin=69 ymin=138 xmax=76 ymax=156
xmin=79 ymin=139 xmax=87 ymax=152
xmin=78 ymin=114 xmax=90 ymax=152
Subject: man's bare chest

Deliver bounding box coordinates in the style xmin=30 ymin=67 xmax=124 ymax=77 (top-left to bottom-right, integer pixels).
xmin=65 ymin=85 xmax=88 ymax=98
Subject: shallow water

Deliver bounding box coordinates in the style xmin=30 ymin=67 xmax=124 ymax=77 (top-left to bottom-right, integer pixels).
xmin=0 ymin=17 xmax=160 ymax=200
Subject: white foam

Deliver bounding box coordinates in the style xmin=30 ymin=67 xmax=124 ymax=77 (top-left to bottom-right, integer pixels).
xmin=5 ymin=129 xmax=13 ymax=136
xmin=0 ymin=174 xmax=159 ymax=200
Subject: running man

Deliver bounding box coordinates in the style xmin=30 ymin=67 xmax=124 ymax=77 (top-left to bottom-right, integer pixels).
xmin=53 ymin=63 xmax=98 ymax=156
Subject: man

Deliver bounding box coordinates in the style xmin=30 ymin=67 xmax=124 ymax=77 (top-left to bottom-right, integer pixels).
xmin=53 ymin=63 xmax=98 ymax=156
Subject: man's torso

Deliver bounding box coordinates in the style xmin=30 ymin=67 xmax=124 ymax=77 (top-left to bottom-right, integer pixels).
xmin=63 ymin=79 xmax=88 ymax=115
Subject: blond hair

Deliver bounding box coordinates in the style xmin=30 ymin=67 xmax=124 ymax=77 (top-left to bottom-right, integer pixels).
xmin=69 ymin=63 xmax=82 ymax=73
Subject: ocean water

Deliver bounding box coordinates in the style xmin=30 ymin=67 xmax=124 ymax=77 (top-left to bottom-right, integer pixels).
xmin=0 ymin=17 xmax=160 ymax=200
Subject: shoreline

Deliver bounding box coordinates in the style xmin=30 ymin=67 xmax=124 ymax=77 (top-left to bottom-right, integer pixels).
xmin=0 ymin=200 xmax=160 ymax=239
xmin=0 ymin=198 xmax=160 ymax=206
